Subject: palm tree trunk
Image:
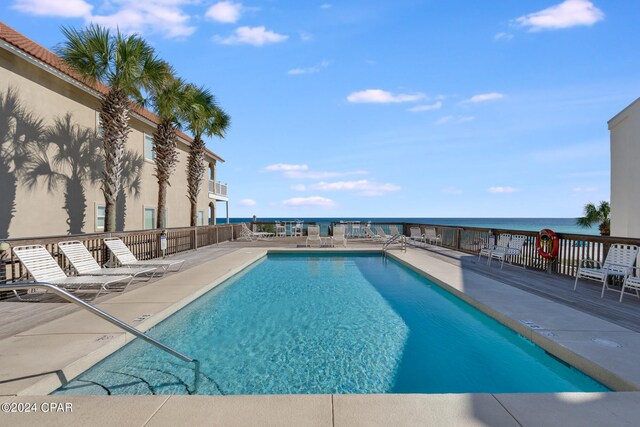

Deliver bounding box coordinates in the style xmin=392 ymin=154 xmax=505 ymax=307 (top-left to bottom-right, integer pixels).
xmin=101 ymin=89 xmax=130 ymax=232
xmin=154 ymin=120 xmax=178 ymax=229
xmin=187 ymin=135 xmax=206 ymax=226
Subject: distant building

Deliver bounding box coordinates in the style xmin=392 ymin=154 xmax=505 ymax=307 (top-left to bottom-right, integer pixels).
xmin=609 ymin=97 xmax=640 ymax=238
xmin=0 ymin=21 xmax=229 ymax=239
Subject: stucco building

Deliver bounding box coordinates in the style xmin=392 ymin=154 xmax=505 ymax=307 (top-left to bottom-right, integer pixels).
xmin=609 ymin=97 xmax=640 ymax=238
xmin=0 ymin=21 xmax=229 ymax=239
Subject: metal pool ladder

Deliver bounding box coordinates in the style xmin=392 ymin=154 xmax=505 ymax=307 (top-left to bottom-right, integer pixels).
xmin=382 ymin=233 xmax=406 ymax=254
xmin=0 ymin=282 xmax=200 ymax=393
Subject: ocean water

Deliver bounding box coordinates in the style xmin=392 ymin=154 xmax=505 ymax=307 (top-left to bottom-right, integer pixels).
xmin=55 ymin=254 xmax=607 ymax=396
xmin=222 ymin=217 xmax=598 ymax=235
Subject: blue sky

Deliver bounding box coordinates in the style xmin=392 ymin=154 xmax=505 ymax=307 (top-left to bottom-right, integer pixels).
xmin=4 ymin=0 xmax=639 ymax=218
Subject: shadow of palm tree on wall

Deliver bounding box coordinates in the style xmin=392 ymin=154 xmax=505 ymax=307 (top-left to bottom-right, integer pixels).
xmin=23 ymin=113 xmax=103 ymax=235
xmin=0 ymin=87 xmax=45 ymax=239
xmin=116 ymin=150 xmax=143 ymax=231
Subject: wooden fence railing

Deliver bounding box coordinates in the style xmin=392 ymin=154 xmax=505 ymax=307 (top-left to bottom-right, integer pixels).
xmin=0 ymin=223 xmax=243 ymax=287
xmin=403 ymin=223 xmax=640 ymax=278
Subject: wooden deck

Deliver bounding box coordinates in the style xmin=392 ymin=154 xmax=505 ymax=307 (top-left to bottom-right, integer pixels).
xmin=415 ymin=244 xmax=640 ymax=333
xmin=1 ymin=238 xmax=640 ymax=342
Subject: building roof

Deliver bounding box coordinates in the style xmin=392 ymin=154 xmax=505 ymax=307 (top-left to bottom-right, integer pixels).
xmin=0 ymin=20 xmax=224 ymax=163
xmin=608 ymin=97 xmax=640 ymax=130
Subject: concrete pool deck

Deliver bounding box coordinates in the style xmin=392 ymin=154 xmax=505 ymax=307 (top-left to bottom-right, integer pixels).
xmin=2 ymin=243 xmax=640 ymax=425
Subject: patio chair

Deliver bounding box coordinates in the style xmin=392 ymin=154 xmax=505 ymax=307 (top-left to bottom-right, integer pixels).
xmin=488 ymin=234 xmax=527 ymax=269
xmin=12 ymin=245 xmax=133 ymax=300
xmin=423 ymin=228 xmax=442 ymax=245
xmin=58 ymin=241 xmax=157 ymax=278
xmin=332 ymin=224 xmax=347 ymax=247
xmin=389 ymin=225 xmax=401 ymax=236
xmin=574 ymin=243 xmax=639 ymax=298
xmin=240 ymin=223 xmax=274 ymax=241
xmin=407 ymin=227 xmax=425 ymax=246
xmin=620 ymin=268 xmax=640 ymax=302
xmin=292 ymin=222 xmax=303 ymax=237
xmin=104 ymin=238 xmax=186 ymax=273
xmin=306 ymin=225 xmax=322 ymax=247
xmin=375 ymin=226 xmax=392 ymax=241
xmin=364 ymin=226 xmax=383 ymax=242
xmin=477 ymin=234 xmax=511 ymax=264
xmin=276 ymin=223 xmax=286 ymax=237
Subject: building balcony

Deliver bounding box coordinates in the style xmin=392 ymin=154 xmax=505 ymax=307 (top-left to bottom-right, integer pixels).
xmin=208 ymin=180 xmax=228 ymax=201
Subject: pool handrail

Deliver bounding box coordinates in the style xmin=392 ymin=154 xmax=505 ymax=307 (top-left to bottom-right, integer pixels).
xmin=0 ymin=282 xmax=200 ymax=393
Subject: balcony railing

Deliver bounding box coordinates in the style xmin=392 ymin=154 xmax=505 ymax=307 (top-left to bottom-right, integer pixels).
xmin=208 ymin=180 xmax=228 ymax=198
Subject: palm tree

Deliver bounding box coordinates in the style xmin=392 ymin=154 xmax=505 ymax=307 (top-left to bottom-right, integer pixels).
xmin=57 ymin=24 xmax=168 ymax=232
xmin=23 ymin=114 xmax=102 ymax=234
xmin=0 ymin=87 xmax=45 ymax=238
xmin=577 ymin=201 xmax=611 ymax=236
xmin=182 ymin=84 xmax=230 ymax=226
xmin=146 ymin=74 xmax=187 ymax=229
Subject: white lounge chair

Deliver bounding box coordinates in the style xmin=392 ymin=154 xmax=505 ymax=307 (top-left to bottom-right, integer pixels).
xmin=620 ymin=268 xmax=640 ymax=302
xmin=104 ymin=238 xmax=186 ymax=273
xmin=364 ymin=226 xmax=383 ymax=242
xmin=574 ymin=243 xmax=639 ymax=298
xmin=332 ymin=224 xmax=347 ymax=247
xmin=306 ymin=225 xmax=321 ymax=247
xmin=408 ymin=227 xmax=425 ymax=246
xmin=240 ymin=223 xmax=274 ymax=241
xmin=12 ymin=245 xmax=133 ymax=300
xmin=478 ymin=234 xmax=511 ymax=264
xmin=276 ymin=223 xmax=286 ymax=237
xmin=375 ymin=226 xmax=392 ymax=241
xmin=423 ymin=228 xmax=442 ymax=246
xmin=58 ymin=241 xmax=157 ymax=278
xmin=489 ymin=234 xmax=527 ymax=269
xmin=390 ymin=225 xmax=401 ymax=236
xmin=292 ymin=222 xmax=303 ymax=237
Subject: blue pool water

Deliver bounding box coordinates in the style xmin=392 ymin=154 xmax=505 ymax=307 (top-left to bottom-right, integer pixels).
xmin=55 ymin=254 xmax=608 ymax=395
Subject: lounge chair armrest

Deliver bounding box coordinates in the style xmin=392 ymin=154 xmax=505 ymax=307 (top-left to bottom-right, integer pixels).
xmin=604 ymin=262 xmax=634 ymax=274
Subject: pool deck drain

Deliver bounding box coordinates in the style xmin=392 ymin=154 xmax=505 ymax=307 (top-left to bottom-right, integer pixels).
xmin=2 ymin=245 xmax=640 ymax=425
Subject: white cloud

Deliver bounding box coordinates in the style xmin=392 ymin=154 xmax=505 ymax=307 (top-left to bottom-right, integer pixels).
xmin=291 ymin=184 xmax=307 ymax=191
xmin=494 ymin=32 xmax=514 ymax=41
xmin=214 ymin=26 xmax=288 ymax=46
xmin=89 ymin=1 xmax=196 ymax=38
xmin=284 ymin=170 xmax=368 ymax=180
xmin=282 ymin=196 xmax=336 ymax=208
xmin=435 ymin=115 xmax=475 ymax=125
xmin=288 ymin=60 xmax=330 ymax=75
xmin=441 ymin=186 xmax=463 ymax=195
xmin=13 ymin=0 xmax=92 ymax=17
xmin=205 ymin=1 xmax=243 ymax=24
xmin=307 ymin=180 xmax=401 ymax=196
xmin=488 ymin=186 xmax=520 ymax=194
xmin=572 ymin=186 xmax=598 ymax=193
xmin=514 ymin=0 xmax=604 ymax=31
xmin=347 ymin=89 xmax=424 ymax=104
xmin=464 ymin=92 xmax=505 ymax=103
xmin=238 ymin=198 xmax=256 ymax=206
xmin=408 ymin=101 xmax=443 ymax=112
xmin=320 ymin=3 xmax=332 ymax=9
xmin=264 ymin=163 xmax=308 ymax=172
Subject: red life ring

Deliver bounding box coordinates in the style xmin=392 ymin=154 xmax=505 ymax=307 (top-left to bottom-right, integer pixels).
xmin=536 ymin=229 xmax=559 ymax=259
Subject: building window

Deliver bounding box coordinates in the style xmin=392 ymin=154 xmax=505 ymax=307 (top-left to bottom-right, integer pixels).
xmin=96 ymin=113 xmax=104 ymax=137
xmin=144 ymin=133 xmax=155 ymax=161
xmin=197 ymin=211 xmax=204 ymax=226
xmin=96 ymin=204 xmax=105 ymax=231
xmin=144 ymin=208 xmax=155 ymax=230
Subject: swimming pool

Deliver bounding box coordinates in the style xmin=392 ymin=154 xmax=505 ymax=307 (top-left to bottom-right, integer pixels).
xmin=55 ymin=253 xmax=608 ymax=395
